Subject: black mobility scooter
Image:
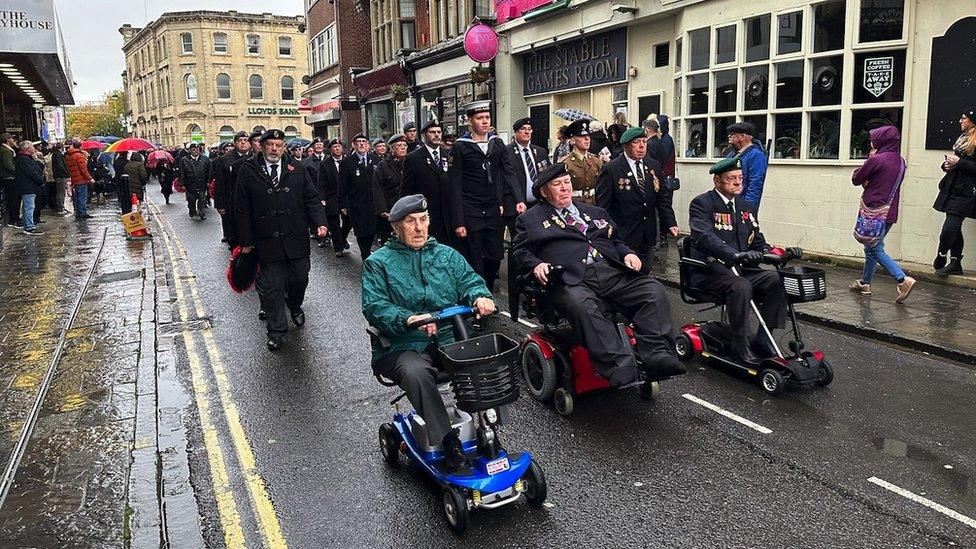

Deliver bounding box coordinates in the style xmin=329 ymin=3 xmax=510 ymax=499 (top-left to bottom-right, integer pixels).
xmin=674 ymin=237 xmax=834 ymax=396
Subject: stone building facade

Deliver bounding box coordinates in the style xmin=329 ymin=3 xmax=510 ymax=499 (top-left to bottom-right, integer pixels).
xmin=120 ymin=10 xmax=309 ymax=146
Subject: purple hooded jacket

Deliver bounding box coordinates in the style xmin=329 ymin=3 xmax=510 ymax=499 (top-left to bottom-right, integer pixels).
xmin=852 ymin=125 xmax=904 ymax=223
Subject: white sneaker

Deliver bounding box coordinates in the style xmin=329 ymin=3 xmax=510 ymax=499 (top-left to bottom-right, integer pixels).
xmin=849 ymin=279 xmax=872 ymax=295
xmin=895 ymin=276 xmax=916 ymax=303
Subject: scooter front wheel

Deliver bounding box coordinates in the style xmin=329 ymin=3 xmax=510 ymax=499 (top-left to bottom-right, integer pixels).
xmin=639 ymin=380 xmax=661 ymax=400
xmin=674 ymin=333 xmax=695 ymax=361
xmin=522 ymin=459 xmax=548 ymax=507
xmin=442 ymin=485 xmax=470 ymax=535
xmin=760 ymin=368 xmax=786 ymax=396
xmin=553 ymin=388 xmax=574 ymax=416
xmin=816 ymin=360 xmax=834 ymax=387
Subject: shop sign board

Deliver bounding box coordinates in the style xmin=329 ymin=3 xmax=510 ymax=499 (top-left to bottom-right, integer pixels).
xmin=464 ymin=24 xmax=499 ymax=63
xmin=247 ymin=106 xmax=302 ymax=116
xmin=522 ymin=29 xmax=627 ymax=96
xmin=0 ymin=1 xmax=57 ymax=54
xmin=863 ymin=56 xmax=894 ymax=98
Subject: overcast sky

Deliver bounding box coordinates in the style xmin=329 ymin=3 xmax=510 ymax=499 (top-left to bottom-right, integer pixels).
xmin=55 ymin=0 xmax=304 ymax=103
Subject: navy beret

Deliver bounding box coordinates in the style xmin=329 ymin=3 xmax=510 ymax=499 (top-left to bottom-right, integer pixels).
xmin=260 ymin=129 xmax=285 ymax=142
xmin=233 ymin=131 xmax=249 ymax=140
xmin=533 ymin=162 xmax=570 ymax=199
xmin=388 ymin=194 xmax=428 ymax=222
xmin=421 ymin=119 xmax=441 ymax=133
xmin=513 ymin=117 xmax=533 ymax=131
xmin=403 ymin=122 xmax=417 ymax=131
xmin=352 ymin=133 xmax=368 ymax=142
xmin=249 ymin=131 xmax=263 ymax=140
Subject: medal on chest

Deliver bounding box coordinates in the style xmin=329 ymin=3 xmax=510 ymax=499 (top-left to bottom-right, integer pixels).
xmin=617 ymin=177 xmax=631 ymax=191
xmin=549 ymin=214 xmax=566 ymax=229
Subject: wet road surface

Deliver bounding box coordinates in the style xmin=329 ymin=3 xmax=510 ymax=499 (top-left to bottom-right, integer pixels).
xmin=147 ymin=185 xmax=976 ymax=548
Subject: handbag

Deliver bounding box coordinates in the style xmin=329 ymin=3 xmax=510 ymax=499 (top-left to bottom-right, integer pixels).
xmin=665 ymin=175 xmax=680 ymax=191
xmin=853 ymin=159 xmax=906 ymax=246
xmin=173 ymin=177 xmax=185 ymax=193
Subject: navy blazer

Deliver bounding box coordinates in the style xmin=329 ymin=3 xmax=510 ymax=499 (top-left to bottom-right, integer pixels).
xmin=595 ymin=154 xmax=676 ymax=254
xmin=688 ymin=189 xmax=769 ymax=282
xmin=512 ymin=201 xmax=638 ymax=286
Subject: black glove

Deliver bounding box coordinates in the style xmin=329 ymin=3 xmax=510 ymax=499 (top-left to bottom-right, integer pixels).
xmin=786 ymin=247 xmax=803 ymax=259
xmin=732 ymin=250 xmax=763 ymax=266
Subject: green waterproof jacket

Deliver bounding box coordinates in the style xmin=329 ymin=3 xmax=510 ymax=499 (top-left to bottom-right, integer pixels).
xmin=362 ymin=237 xmax=492 ymax=365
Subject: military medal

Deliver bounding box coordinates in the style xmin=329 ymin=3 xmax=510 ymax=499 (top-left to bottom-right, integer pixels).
xmin=543 ymin=220 xmax=551 ymax=228
xmin=355 ymin=169 xmax=361 ymax=177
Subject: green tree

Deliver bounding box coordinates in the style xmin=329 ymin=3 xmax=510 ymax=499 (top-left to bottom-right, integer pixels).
xmin=66 ymin=89 xmax=127 ymax=139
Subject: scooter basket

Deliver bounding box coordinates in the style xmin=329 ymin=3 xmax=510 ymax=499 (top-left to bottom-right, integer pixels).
xmin=438 ymin=333 xmax=520 ymax=413
xmin=778 ymin=266 xmax=827 ymax=303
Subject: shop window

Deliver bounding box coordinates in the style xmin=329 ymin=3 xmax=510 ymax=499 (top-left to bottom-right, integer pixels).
xmin=675 ymin=38 xmax=683 ymax=72
xmin=775 ymin=61 xmax=803 ymax=108
xmin=181 ymin=33 xmax=193 ymax=54
xmin=743 ymin=65 xmax=769 ymax=111
xmin=213 ymin=33 xmax=228 ymax=54
xmin=473 ymin=0 xmax=492 ymax=17
xmin=850 ymin=107 xmax=903 ymax=159
xmin=638 ymin=95 xmax=662 ymax=124
xmin=745 ymin=14 xmax=770 ymax=62
xmin=218 ymin=125 xmax=235 ymax=141
xmin=714 ymin=70 xmax=737 ymax=113
xmin=278 ymin=36 xmax=292 ymax=57
xmin=215 ymin=73 xmax=231 ymax=100
xmin=688 ymin=74 xmax=709 ymax=115
xmin=184 ymin=74 xmax=197 ymax=101
xmin=859 ymin=0 xmax=904 ymax=43
xmin=281 ymin=76 xmax=295 ymax=101
xmin=813 ymin=0 xmax=846 ymax=53
xmin=249 ymin=74 xmax=264 ymax=100
xmin=715 ymin=25 xmax=736 ymax=65
xmin=742 ymin=115 xmax=768 ymax=147
xmin=777 ymin=11 xmax=803 ymax=55
xmin=853 ymin=49 xmax=906 ymax=103
xmin=773 ymin=113 xmax=802 ymax=159
xmin=689 ymin=28 xmax=710 ymax=71
xmin=654 ymin=43 xmax=670 ymax=68
xmin=284 ymin=126 xmax=299 ymax=139
xmin=686 ymin=119 xmax=707 ymax=158
xmin=612 ymin=84 xmax=629 ymax=117
xmin=809 ymin=110 xmax=841 ymax=159
xmin=247 ymin=34 xmax=261 ymax=55
xmin=401 ymin=21 xmax=416 ymax=49
xmin=712 ymin=116 xmax=736 ymax=157
xmin=811 ymin=56 xmax=843 ymax=106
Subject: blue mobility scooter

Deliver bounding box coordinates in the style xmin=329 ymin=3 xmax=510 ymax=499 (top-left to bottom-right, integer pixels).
xmin=674 ymin=237 xmax=834 ymax=396
xmin=370 ymin=306 xmax=547 ymax=535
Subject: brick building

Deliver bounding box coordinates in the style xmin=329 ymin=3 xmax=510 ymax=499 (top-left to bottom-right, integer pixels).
xmin=303 ymin=0 xmax=372 ymax=140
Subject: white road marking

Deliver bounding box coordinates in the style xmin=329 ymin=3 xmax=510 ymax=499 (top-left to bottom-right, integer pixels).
xmin=867 ymin=477 xmax=976 ymax=530
xmin=499 ymin=310 xmax=538 ymax=328
xmin=681 ymin=393 xmax=773 ymax=434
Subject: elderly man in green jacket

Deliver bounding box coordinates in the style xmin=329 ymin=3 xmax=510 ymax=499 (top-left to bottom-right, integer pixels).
xmin=362 ymin=194 xmax=495 ymax=472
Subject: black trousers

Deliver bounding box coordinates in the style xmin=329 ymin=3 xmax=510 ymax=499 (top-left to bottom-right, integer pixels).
xmin=255 ymin=256 xmax=311 ymax=339
xmin=186 ymin=189 xmax=208 ymax=216
xmin=700 ymin=268 xmax=787 ymax=339
xmin=220 ymin=212 xmax=235 ymax=245
xmin=3 ymin=179 xmax=20 ymax=224
xmin=549 ymin=261 xmax=675 ymax=383
xmin=938 ymin=213 xmax=966 ymax=258
xmin=504 ymin=215 xmax=520 ymax=314
xmin=355 ymin=232 xmax=376 ymax=261
xmin=373 ymin=350 xmax=451 ymax=444
xmin=459 ymin=216 xmax=504 ymax=292
xmin=376 ymin=217 xmax=393 ymax=245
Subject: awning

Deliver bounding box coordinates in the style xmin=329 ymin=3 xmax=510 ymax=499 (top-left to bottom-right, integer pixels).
xmin=0 ymin=1 xmax=74 ymax=106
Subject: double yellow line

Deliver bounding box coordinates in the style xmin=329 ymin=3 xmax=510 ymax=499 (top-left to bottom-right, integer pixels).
xmin=151 ymin=203 xmax=287 ymax=548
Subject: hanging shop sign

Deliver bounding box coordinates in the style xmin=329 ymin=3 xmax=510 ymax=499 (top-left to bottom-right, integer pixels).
xmin=464 ymin=23 xmax=499 ymax=63
xmin=522 ymin=29 xmax=627 ymax=96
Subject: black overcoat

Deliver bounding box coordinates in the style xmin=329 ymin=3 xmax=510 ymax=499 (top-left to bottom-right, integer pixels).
xmin=595 ymin=154 xmax=677 ymax=255
xmin=339 ymin=153 xmax=380 ymax=236
xmin=402 ymin=145 xmax=452 ymax=243
xmin=933 ymin=146 xmax=976 ymax=218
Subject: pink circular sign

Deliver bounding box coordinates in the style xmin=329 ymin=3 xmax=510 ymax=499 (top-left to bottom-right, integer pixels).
xmin=464 ymin=24 xmax=499 ymax=64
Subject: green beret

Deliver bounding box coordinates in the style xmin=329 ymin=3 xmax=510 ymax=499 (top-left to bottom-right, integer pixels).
xmin=709 ymin=156 xmax=742 ymax=174
xmin=619 ymin=126 xmax=645 ymax=145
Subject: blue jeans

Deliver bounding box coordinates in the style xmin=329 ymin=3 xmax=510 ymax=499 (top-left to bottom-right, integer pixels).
xmin=73 ymin=184 xmax=88 ymax=216
xmin=862 ymin=223 xmax=906 ymax=283
xmin=21 ymin=194 xmax=36 ymax=230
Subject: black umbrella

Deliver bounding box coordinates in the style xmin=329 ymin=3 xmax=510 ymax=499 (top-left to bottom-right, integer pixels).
xmin=226 ymin=246 xmax=260 ymax=293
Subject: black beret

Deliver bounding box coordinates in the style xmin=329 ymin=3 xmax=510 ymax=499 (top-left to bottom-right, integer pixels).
xmin=233 ymin=131 xmax=249 ymax=140
xmin=726 ymin=122 xmax=755 ymax=136
xmin=388 ymin=194 xmax=428 ymax=222
xmin=187 ymin=142 xmax=201 ymax=149
xmin=421 ymin=119 xmax=442 ymax=132
xmin=564 ymin=119 xmax=590 ymax=138
xmin=260 ymin=129 xmax=285 ymax=142
xmin=249 ymin=131 xmax=263 ymax=141
xmin=327 ymin=138 xmax=342 ymax=148
xmin=388 ymin=133 xmax=407 ymax=146
xmin=352 ymin=133 xmax=368 ymax=142
xmin=966 ymin=108 xmax=976 ymax=125
xmin=532 ymin=162 xmax=570 ymax=199
xmin=310 ymin=137 xmax=324 ymax=145
xmin=512 ymin=117 xmax=533 ymax=131
xmin=403 ymin=122 xmax=417 ymax=131
xmin=372 ymin=137 xmax=386 ymax=147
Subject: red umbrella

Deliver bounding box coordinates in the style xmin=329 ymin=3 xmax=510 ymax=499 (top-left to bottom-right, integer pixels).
xmin=105 ymin=137 xmax=155 ymax=153
xmin=147 ymin=150 xmax=175 ymax=169
xmin=80 ymin=140 xmax=104 ymax=150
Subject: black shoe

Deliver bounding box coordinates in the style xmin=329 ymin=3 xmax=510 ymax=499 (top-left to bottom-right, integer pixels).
xmin=221 ymin=237 xmax=227 ymax=243
xmin=37 ymin=219 xmax=46 ymax=224
xmin=290 ymin=308 xmax=305 ymax=327
xmin=441 ymin=430 xmax=469 ymax=473
xmin=335 ymin=250 xmax=346 ymax=258
xmin=12 ymin=222 xmax=23 ymax=228
xmin=199 ymin=213 xmax=206 ymax=221
xmin=751 ymin=333 xmax=778 ymax=359
xmin=641 ymin=354 xmax=687 ymax=380
xmin=936 ymin=257 xmax=963 ymax=277
xmin=258 ymin=309 xmax=267 ymax=321
xmin=82 ymin=214 xmax=93 ymax=219
xmin=933 ymin=253 xmax=948 ymax=270
xmin=731 ymin=338 xmax=762 ymax=366
xmin=266 ymin=338 xmax=283 ymax=351
xmin=189 ymin=212 xmax=196 ymax=219
xmin=607 ymin=365 xmax=641 ymax=387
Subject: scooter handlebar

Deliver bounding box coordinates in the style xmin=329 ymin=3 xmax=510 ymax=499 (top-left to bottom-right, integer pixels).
xmin=405 ymin=305 xmax=476 ymax=329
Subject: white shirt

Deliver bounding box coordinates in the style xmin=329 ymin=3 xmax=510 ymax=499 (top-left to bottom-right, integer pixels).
xmin=264 ymin=159 xmax=280 ymax=180
xmin=624 ymin=153 xmax=643 ymax=181
xmin=515 ymin=141 xmax=537 ymax=202
xmin=714 ymin=189 xmax=735 ymax=210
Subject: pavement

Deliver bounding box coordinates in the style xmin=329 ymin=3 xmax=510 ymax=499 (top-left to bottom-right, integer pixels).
xmin=1 ymin=182 xmax=975 ymax=548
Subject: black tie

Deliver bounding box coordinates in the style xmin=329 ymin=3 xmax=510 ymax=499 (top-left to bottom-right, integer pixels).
xmin=727 ymin=200 xmax=738 ymax=235
xmin=727 ymin=200 xmax=734 ymax=213
xmin=270 ymin=163 xmax=279 ymax=185
xmin=523 ymin=148 xmax=538 ymax=183
xmin=432 ymin=150 xmax=440 ymax=166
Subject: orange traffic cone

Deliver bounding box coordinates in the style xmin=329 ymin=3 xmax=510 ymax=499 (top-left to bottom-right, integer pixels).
xmin=127 ymin=193 xmax=152 ymax=240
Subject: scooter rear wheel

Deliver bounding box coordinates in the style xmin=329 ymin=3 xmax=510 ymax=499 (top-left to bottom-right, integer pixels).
xmin=378 ymin=423 xmax=400 ymax=466
xmin=442 ymin=485 xmax=470 ymax=535
xmin=816 ymin=360 xmax=834 ymax=387
xmin=674 ymin=333 xmax=695 ymax=361
xmin=522 ymin=459 xmax=548 ymax=507
xmin=522 ymin=341 xmax=558 ymax=401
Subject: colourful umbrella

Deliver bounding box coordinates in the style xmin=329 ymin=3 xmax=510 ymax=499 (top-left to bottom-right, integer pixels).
xmin=554 ymin=108 xmax=593 ymax=122
xmin=89 ymin=135 xmax=121 ymax=143
xmin=105 ymin=137 xmax=155 ymax=153
xmin=80 ymin=140 xmax=104 ymax=150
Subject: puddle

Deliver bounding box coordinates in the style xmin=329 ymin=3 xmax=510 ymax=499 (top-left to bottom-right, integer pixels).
xmin=873 ymin=437 xmax=975 ymax=503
